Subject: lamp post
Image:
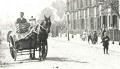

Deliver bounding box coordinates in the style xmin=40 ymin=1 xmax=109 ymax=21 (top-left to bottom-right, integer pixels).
xmin=66 ymin=11 xmax=70 ymax=41
xmin=66 ymin=0 xmax=71 ymax=41
xmin=112 ymin=25 xmax=114 ymax=44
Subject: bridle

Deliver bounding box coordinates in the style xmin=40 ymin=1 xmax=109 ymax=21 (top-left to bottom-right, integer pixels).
xmin=39 ymin=24 xmax=48 ymax=32
xmin=33 ymin=22 xmax=48 ymax=34
xmin=29 ymin=16 xmax=51 ymax=35
xmin=24 ymin=23 xmax=47 ymax=39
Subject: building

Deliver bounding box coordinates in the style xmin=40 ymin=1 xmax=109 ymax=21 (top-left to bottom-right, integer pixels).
xmin=66 ymin=0 xmax=101 ymax=34
xmin=66 ymin=0 xmax=120 ymax=41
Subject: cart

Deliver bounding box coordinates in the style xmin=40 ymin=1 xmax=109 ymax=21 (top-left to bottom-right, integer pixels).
xmin=7 ymin=24 xmax=48 ymax=61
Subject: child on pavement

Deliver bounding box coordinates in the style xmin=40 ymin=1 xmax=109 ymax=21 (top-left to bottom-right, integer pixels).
xmin=101 ymin=32 xmax=110 ymax=54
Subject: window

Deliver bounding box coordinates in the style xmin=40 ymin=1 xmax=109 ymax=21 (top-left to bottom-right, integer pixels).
xmin=112 ymin=15 xmax=117 ymax=28
xmin=81 ymin=19 xmax=84 ymax=29
xmin=90 ymin=17 xmax=94 ymax=30
xmin=103 ymin=16 xmax=107 ymax=28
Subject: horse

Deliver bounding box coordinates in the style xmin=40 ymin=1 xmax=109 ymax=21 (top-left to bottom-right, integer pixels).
xmin=7 ymin=15 xmax=52 ymax=60
xmin=36 ymin=16 xmax=51 ymax=60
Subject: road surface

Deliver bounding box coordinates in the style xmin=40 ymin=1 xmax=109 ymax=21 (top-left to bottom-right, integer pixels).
xmin=0 ymin=37 xmax=120 ymax=69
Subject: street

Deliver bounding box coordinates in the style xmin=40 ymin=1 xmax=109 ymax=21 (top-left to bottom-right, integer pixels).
xmin=1 ymin=0 xmax=120 ymax=69
xmin=0 ymin=37 xmax=120 ymax=69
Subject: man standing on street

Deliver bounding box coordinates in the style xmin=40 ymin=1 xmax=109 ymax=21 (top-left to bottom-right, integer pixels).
xmin=101 ymin=32 xmax=110 ymax=54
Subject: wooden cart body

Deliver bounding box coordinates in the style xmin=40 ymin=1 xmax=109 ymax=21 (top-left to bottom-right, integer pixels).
xmin=7 ymin=27 xmax=48 ymax=61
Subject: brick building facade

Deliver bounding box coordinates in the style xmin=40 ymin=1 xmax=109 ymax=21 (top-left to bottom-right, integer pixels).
xmin=66 ymin=0 xmax=119 ymax=37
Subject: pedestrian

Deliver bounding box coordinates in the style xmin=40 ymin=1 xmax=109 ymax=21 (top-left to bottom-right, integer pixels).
xmin=101 ymin=29 xmax=106 ymax=39
xmin=88 ymin=32 xmax=92 ymax=44
xmin=93 ymin=31 xmax=98 ymax=44
xmin=101 ymin=32 xmax=110 ymax=54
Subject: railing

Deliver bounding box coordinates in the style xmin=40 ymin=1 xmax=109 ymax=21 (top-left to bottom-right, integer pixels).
xmin=107 ymin=29 xmax=120 ymax=41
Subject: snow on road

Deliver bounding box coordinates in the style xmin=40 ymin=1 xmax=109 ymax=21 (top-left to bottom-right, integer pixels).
xmin=0 ymin=37 xmax=120 ymax=69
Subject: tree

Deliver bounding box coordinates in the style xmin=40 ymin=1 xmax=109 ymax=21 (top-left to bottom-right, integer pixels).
xmin=101 ymin=0 xmax=119 ymax=44
xmin=51 ymin=0 xmax=66 ymax=20
xmin=102 ymin=0 xmax=119 ymax=17
xmin=39 ymin=7 xmax=55 ymax=21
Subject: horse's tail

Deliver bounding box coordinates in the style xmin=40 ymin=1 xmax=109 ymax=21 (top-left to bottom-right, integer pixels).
xmin=7 ymin=31 xmax=12 ymax=42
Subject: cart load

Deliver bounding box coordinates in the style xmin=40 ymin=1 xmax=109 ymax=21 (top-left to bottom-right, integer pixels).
xmin=16 ymin=23 xmax=30 ymax=34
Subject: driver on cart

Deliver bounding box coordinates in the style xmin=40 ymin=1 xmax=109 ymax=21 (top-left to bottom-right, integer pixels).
xmin=16 ymin=12 xmax=27 ymax=24
xmin=15 ymin=12 xmax=30 ymax=40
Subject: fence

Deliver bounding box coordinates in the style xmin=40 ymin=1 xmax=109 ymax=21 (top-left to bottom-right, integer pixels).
xmin=107 ymin=29 xmax=120 ymax=41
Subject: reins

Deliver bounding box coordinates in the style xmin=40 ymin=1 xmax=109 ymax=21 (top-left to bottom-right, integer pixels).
xmin=38 ymin=24 xmax=47 ymax=32
xmin=24 ymin=24 xmax=47 ymax=39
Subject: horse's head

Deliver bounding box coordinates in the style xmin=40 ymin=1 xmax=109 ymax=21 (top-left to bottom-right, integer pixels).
xmin=41 ymin=15 xmax=51 ymax=33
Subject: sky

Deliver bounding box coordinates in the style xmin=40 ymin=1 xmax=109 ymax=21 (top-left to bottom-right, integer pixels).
xmin=0 ymin=0 xmax=65 ymax=25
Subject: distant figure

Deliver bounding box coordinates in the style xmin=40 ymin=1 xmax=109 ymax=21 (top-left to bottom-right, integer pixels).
xmin=88 ymin=32 xmax=92 ymax=44
xmin=82 ymin=32 xmax=87 ymax=41
xmin=101 ymin=29 xmax=106 ymax=39
xmin=101 ymin=32 xmax=110 ymax=54
xmin=92 ymin=31 xmax=98 ymax=44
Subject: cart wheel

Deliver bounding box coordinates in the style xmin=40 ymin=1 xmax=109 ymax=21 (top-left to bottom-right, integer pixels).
xmin=9 ymin=36 xmax=17 ymax=61
xmin=10 ymin=47 xmax=17 ymax=61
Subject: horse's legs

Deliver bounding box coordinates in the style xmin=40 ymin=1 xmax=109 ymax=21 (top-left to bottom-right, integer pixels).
xmin=42 ymin=43 xmax=45 ymax=59
xmin=41 ymin=42 xmax=44 ymax=58
xmin=33 ymin=40 xmax=36 ymax=59
xmin=33 ymin=48 xmax=35 ymax=59
xmin=39 ymin=42 xmax=43 ymax=60
xmin=30 ymin=49 xmax=32 ymax=59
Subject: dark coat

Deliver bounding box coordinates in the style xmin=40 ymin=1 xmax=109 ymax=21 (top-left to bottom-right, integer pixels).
xmin=16 ymin=18 xmax=27 ymax=24
xmin=88 ymin=34 xmax=92 ymax=41
xmin=16 ymin=18 xmax=29 ymax=33
xmin=101 ymin=30 xmax=106 ymax=39
xmin=102 ymin=36 xmax=110 ymax=46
